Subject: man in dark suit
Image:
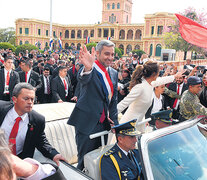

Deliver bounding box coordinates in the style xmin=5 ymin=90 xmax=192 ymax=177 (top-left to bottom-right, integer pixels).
xmin=0 ymin=83 xmax=65 ymax=165
xmin=36 ymin=67 xmax=52 ymax=104
xmin=67 ymin=40 xmax=118 ymax=170
xmin=45 ymin=57 xmax=55 ymax=75
xmin=51 ymin=60 xmax=66 ymax=80
xmin=18 ymin=58 xmax=42 ymax=92
xmin=68 ymin=61 xmax=81 ymax=96
xmin=165 ymin=74 xmax=188 ymax=119
xmin=0 ymin=56 xmax=20 ymax=101
xmin=33 ymin=59 xmax=45 ymax=75
xmin=51 ymin=66 xmax=73 ymax=103
xmin=100 ymin=119 xmax=142 ymax=180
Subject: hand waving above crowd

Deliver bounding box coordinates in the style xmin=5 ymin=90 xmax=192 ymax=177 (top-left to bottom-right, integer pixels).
xmin=79 ymin=46 xmax=96 ymax=72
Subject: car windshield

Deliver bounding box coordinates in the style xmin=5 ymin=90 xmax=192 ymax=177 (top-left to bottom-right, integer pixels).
xmin=148 ymin=121 xmax=207 ymax=180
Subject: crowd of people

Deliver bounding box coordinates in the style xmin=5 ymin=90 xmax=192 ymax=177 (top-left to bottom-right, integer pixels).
xmin=0 ymin=40 xmax=207 ymax=179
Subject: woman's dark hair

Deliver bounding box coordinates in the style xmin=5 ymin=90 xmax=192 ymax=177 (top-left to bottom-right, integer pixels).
xmin=129 ymin=60 xmax=159 ymax=90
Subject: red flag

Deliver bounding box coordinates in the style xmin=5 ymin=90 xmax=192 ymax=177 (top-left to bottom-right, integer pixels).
xmin=175 ymin=13 xmax=207 ymax=48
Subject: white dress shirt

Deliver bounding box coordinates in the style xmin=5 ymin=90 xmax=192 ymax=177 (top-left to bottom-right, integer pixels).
xmin=25 ymin=70 xmax=32 ymax=83
xmin=4 ymin=68 xmax=11 ymax=94
xmin=60 ymin=76 xmax=68 ymax=96
xmin=1 ymin=107 xmax=29 ymax=155
xmin=151 ymin=91 xmax=163 ymax=114
xmin=43 ymin=75 xmax=50 ymax=94
xmin=23 ymin=158 xmax=56 ymax=180
xmin=174 ymin=83 xmax=184 ymax=110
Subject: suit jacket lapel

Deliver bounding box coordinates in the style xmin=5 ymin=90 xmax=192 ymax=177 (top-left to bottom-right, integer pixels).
xmin=0 ymin=103 xmax=14 ymax=126
xmin=1 ymin=69 xmax=5 ymax=87
xmin=22 ymin=112 xmax=35 ymax=152
xmin=9 ymin=71 xmax=14 ymax=86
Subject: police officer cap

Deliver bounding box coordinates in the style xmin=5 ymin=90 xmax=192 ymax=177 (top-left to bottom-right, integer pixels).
xmin=151 ymin=110 xmax=173 ymax=124
xmin=187 ymin=76 xmax=202 ymax=86
xmin=112 ymin=119 xmax=139 ymax=136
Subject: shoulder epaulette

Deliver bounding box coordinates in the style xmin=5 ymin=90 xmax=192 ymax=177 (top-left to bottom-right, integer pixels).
xmin=104 ymin=148 xmax=116 ymax=156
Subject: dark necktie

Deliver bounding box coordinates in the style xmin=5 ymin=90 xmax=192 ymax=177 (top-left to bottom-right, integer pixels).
xmin=46 ymin=77 xmax=50 ymax=94
xmin=9 ymin=117 xmax=22 ymax=155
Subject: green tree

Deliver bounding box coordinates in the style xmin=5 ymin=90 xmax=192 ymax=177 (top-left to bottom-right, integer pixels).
xmin=0 ymin=27 xmax=15 ymax=45
xmin=86 ymin=42 xmax=97 ymax=51
xmin=163 ymin=7 xmax=207 ymax=60
xmin=15 ymin=44 xmax=38 ymax=55
xmin=0 ymin=42 xmax=16 ymax=52
xmin=115 ymin=47 xmax=122 ymax=58
xmin=132 ymin=49 xmax=146 ymax=58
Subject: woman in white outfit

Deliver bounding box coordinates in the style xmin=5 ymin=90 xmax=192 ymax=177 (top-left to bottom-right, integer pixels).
xmin=117 ymin=61 xmax=182 ymax=133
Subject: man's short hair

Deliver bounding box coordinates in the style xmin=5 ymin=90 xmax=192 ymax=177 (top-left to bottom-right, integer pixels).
xmin=12 ymin=83 xmax=35 ymax=97
xmin=43 ymin=66 xmax=50 ymax=71
xmin=58 ymin=66 xmax=67 ymax=72
xmin=96 ymin=40 xmax=115 ymax=54
xmin=4 ymin=56 xmax=13 ymax=62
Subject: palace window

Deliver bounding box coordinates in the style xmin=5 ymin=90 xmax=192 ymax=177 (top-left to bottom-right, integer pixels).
xmin=53 ymin=31 xmax=56 ymax=37
xmin=107 ymin=3 xmax=110 ymax=9
xmin=60 ymin=32 xmax=62 ymax=37
xmin=19 ymin=40 xmax=22 ymax=45
xmin=46 ymin=30 xmax=49 ymax=36
xmin=117 ymin=3 xmax=120 ymax=9
xmin=25 ymin=41 xmax=29 ymax=44
xmin=112 ymin=3 xmax=115 ymax=9
xmin=157 ymin=26 xmax=163 ymax=35
xmin=109 ymin=13 xmax=116 ymax=24
xmin=38 ymin=29 xmax=41 ymax=36
xmin=19 ymin=28 xmax=22 ymax=34
xmin=25 ymin=28 xmax=29 ymax=35
xmin=155 ymin=44 xmax=162 ymax=56
xmin=151 ymin=26 xmax=154 ymax=35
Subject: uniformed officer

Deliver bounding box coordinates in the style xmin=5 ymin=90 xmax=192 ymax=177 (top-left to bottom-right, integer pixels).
xmin=100 ymin=119 xmax=143 ymax=180
xmin=151 ymin=109 xmax=174 ymax=129
xmin=179 ymin=76 xmax=207 ymax=121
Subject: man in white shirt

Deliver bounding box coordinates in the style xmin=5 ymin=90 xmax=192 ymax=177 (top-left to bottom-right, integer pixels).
xmin=51 ymin=66 xmax=72 ymax=103
xmin=0 ymin=56 xmax=20 ymax=101
xmin=0 ymin=83 xmax=65 ymax=165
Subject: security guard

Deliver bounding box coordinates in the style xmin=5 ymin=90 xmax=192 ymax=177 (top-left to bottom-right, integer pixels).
xmin=100 ymin=119 xmax=142 ymax=180
xmin=179 ymin=76 xmax=207 ymax=122
xmin=151 ymin=109 xmax=174 ymax=129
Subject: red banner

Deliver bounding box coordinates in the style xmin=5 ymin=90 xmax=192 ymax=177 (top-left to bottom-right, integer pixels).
xmin=175 ymin=13 xmax=207 ymax=48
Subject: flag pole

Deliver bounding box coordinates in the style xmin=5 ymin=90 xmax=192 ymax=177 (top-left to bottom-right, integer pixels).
xmin=50 ymin=0 xmax=53 ymax=51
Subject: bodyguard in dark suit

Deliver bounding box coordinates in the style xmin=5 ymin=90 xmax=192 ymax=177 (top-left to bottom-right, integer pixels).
xmin=0 ymin=56 xmax=20 ymax=101
xmin=51 ymin=66 xmax=73 ymax=103
xmin=68 ymin=40 xmax=118 ymax=170
xmin=165 ymin=74 xmax=188 ymax=119
xmin=0 ymin=83 xmax=65 ymax=164
xmin=100 ymin=119 xmax=142 ymax=180
xmin=18 ymin=58 xmax=42 ymax=92
xmin=36 ymin=67 xmax=52 ymax=103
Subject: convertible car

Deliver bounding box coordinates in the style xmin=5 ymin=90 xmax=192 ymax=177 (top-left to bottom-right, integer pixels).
xmin=33 ymin=103 xmax=207 ymax=180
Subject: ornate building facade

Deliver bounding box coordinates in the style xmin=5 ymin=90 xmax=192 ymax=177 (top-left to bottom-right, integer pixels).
xmin=15 ymin=0 xmax=176 ymax=57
